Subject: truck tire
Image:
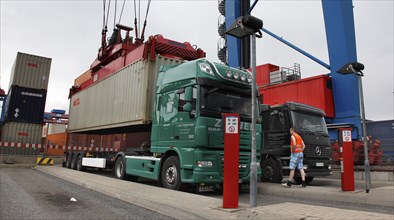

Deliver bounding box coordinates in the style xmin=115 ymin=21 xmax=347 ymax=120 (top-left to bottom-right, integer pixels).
xmin=76 ymin=154 xmax=85 ymax=171
xmin=114 ymin=156 xmax=126 ymax=179
xmin=261 ymin=158 xmax=282 ymax=183
xmin=71 ymin=153 xmax=78 ymax=170
xmin=294 ymin=176 xmax=314 ymax=185
xmin=161 ymin=156 xmax=181 ymax=190
xmin=66 ymin=153 xmax=73 ymax=168
xmin=114 ymin=156 xmax=138 ymax=181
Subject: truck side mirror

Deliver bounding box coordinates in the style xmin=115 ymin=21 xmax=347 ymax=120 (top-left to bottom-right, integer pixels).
xmin=260 ymin=104 xmax=269 ymax=113
xmin=184 ymin=87 xmax=193 ymax=102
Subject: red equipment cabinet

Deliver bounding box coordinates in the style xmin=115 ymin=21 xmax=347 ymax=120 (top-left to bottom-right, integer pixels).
xmin=339 ymin=128 xmax=355 ymax=191
xmin=222 ymin=113 xmax=240 ymax=208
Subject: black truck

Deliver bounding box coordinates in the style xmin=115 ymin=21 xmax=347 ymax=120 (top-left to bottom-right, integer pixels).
xmin=260 ymin=102 xmax=332 ymax=184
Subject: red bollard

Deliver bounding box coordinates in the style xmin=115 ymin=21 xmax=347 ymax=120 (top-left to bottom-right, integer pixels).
xmin=223 ymin=113 xmax=240 ymax=208
xmin=339 ymin=128 xmax=355 ymax=191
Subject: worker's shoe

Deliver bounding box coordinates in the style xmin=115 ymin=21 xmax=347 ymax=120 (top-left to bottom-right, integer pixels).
xmin=282 ymin=181 xmax=292 ymax=188
xmin=298 ymin=181 xmax=307 ymax=188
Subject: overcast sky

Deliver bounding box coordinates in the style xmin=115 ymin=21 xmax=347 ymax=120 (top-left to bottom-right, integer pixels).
xmin=1 ymin=0 xmax=393 ymax=121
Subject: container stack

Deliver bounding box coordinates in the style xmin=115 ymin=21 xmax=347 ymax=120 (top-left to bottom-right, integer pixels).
xmin=1 ymin=52 xmax=51 ymax=146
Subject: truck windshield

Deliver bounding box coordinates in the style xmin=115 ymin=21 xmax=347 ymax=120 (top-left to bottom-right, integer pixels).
xmin=291 ymin=111 xmax=328 ymax=134
xmin=200 ymin=87 xmax=252 ymax=121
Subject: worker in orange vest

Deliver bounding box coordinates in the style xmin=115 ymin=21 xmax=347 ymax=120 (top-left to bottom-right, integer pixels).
xmin=282 ymin=127 xmax=306 ymax=188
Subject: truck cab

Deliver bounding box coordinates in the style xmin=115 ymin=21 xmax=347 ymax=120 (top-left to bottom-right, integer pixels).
xmin=118 ymin=59 xmax=262 ymax=191
xmin=260 ymin=102 xmax=332 ymax=184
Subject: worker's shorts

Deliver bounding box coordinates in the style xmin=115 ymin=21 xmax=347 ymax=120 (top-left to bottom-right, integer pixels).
xmin=289 ymin=152 xmax=304 ymax=170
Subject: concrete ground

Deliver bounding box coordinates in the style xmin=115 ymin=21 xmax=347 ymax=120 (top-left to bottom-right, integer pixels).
xmin=27 ymin=165 xmax=393 ymax=220
xmin=1 ymin=155 xmax=393 ymax=219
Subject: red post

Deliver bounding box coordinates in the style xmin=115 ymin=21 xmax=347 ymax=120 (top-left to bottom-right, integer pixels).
xmin=223 ymin=113 xmax=240 ymax=208
xmin=339 ymin=128 xmax=355 ymax=191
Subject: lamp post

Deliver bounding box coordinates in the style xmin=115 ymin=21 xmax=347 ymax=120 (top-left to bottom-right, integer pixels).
xmin=338 ymin=62 xmax=371 ymax=193
xmin=227 ymin=15 xmax=263 ymax=207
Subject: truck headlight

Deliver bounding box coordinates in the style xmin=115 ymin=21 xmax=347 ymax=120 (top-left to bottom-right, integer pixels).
xmin=199 ymin=63 xmax=213 ymax=75
xmin=226 ymin=70 xmax=232 ymax=78
xmin=197 ymin=161 xmax=213 ymax=168
xmin=233 ymin=72 xmax=239 ymax=79
xmin=247 ymin=75 xmax=252 ymax=83
xmin=328 ymin=164 xmax=332 ymax=170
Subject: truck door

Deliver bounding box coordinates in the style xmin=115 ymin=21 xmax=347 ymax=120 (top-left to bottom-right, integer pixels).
xmin=262 ymin=109 xmax=291 ymax=154
xmin=157 ymin=92 xmax=177 ymax=145
xmin=174 ymin=87 xmax=197 ymax=145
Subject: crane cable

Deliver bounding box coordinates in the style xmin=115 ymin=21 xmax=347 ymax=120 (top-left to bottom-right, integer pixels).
xmin=101 ymin=0 xmax=111 ymax=47
xmin=113 ymin=0 xmax=117 ymax=28
xmin=105 ymin=0 xmax=111 ymax=29
xmin=134 ymin=0 xmax=138 ymax=38
xmin=140 ymin=0 xmax=151 ymax=41
xmin=118 ymin=0 xmax=126 ymax=24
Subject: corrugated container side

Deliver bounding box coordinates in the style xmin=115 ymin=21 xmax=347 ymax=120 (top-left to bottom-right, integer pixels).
xmin=47 ymin=124 xmax=66 ymax=135
xmin=260 ymin=75 xmax=335 ymax=118
xmin=74 ymin=69 xmax=92 ymax=86
xmin=9 ymin=52 xmax=52 ymax=90
xmin=121 ymin=131 xmax=151 ymax=151
xmin=4 ymin=86 xmax=47 ymax=124
xmin=68 ymin=55 xmax=183 ymax=133
xmin=366 ymin=120 xmax=394 ymax=163
xmin=1 ymin=122 xmax=43 ymax=144
xmin=46 ymin=132 xmax=67 ymax=146
xmin=46 ymin=132 xmax=67 ymax=156
xmin=66 ymin=131 xmax=151 ymax=152
xmin=67 ymin=133 xmax=88 ymax=147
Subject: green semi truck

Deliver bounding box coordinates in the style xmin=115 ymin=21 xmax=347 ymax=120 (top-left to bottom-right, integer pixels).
xmin=65 ymin=56 xmax=262 ymax=191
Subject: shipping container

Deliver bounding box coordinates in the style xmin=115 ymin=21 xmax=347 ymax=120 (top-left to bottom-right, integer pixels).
xmin=67 ymin=130 xmax=151 ymax=152
xmin=4 ymin=86 xmax=47 ymax=124
xmin=1 ymin=122 xmax=43 ymax=144
xmin=8 ymin=52 xmax=52 ymax=90
xmin=46 ymin=132 xmax=67 ymax=156
xmin=43 ymin=124 xmax=66 ymax=135
xmin=68 ymin=55 xmax=183 ymax=132
xmin=366 ymin=120 xmax=394 ymax=164
xmin=74 ymin=69 xmax=92 ymax=90
xmin=259 ymin=75 xmax=335 ymax=118
xmin=46 ymin=132 xmax=67 ymax=146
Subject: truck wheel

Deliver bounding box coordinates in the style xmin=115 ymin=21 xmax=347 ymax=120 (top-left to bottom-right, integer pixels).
xmin=161 ymin=156 xmax=181 ymax=190
xmin=76 ymin=154 xmax=85 ymax=171
xmin=114 ymin=156 xmax=126 ymax=179
xmin=261 ymin=158 xmax=282 ymax=183
xmin=71 ymin=154 xmax=78 ymax=170
xmin=66 ymin=153 xmax=73 ymax=168
xmin=294 ymin=176 xmax=314 ymax=185
xmin=114 ymin=156 xmax=138 ymax=181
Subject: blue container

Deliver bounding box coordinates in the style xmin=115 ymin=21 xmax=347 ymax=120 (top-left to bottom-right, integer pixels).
xmin=4 ymin=86 xmax=47 ymax=124
xmin=50 ymin=109 xmax=66 ymax=114
xmin=366 ymin=120 xmax=394 ymax=163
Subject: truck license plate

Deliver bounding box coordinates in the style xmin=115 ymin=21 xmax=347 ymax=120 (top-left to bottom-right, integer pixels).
xmin=197 ymin=185 xmax=214 ymax=192
xmin=316 ymin=162 xmax=324 ymax=167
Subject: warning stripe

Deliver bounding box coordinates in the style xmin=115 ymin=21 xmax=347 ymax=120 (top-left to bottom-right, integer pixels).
xmin=0 ymin=142 xmax=119 ymax=152
xmin=36 ymin=157 xmax=54 ymax=165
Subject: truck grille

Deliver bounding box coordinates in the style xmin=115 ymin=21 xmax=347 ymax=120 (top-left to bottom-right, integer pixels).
xmin=304 ymin=145 xmax=331 ymax=158
xmin=219 ymin=152 xmax=250 ymax=178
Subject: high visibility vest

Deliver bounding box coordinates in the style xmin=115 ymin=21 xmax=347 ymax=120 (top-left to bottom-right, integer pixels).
xmin=290 ymin=132 xmax=304 ymax=153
